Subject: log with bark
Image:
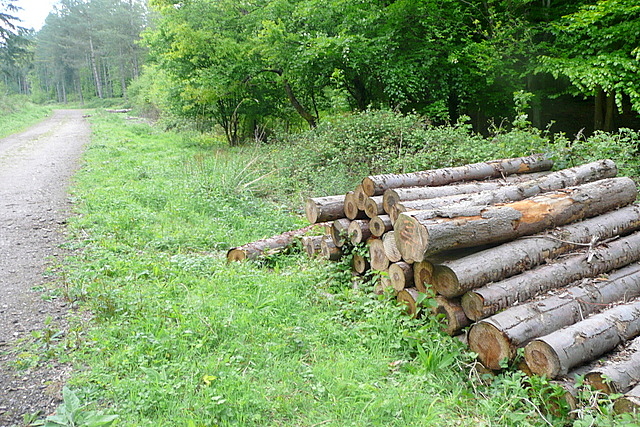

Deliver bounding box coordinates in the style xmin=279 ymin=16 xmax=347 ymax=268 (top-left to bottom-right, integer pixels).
xmin=524 ymin=298 xmax=640 ymax=379
xmin=370 ymin=215 xmax=393 ymax=237
xmin=321 ymin=237 xmax=343 ymax=261
xmin=362 ymin=154 xmax=554 ymax=196
xmin=584 ymin=335 xmax=640 ymax=394
xmin=389 ymin=261 xmax=414 ymax=291
xmin=413 ymin=260 xmax=434 ymax=293
xmin=392 ymin=159 xmax=617 ymax=218
xmin=461 ymin=231 xmax=640 ymax=321
xmin=369 ymin=238 xmax=390 ymax=271
xmin=306 ymin=195 xmax=346 ymax=223
xmin=347 ymin=219 xmax=372 ymax=245
xmin=468 ymin=262 xmax=640 ymax=369
xmin=383 ymin=231 xmax=403 ymax=263
xmin=431 ymin=204 xmax=640 ymax=298
xmin=394 ymin=177 xmax=638 ymax=262
xmin=227 ymin=224 xmax=319 ymax=261
xmin=382 ymin=171 xmax=552 ymax=214
xmin=615 ymin=384 xmax=640 ymax=414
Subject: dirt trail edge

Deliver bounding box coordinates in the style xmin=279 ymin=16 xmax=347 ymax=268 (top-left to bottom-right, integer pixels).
xmin=0 ymin=110 xmax=90 ymax=426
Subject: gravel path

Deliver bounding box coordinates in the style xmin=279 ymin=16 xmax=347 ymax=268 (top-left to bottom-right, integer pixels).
xmin=0 ymin=110 xmax=89 ymax=426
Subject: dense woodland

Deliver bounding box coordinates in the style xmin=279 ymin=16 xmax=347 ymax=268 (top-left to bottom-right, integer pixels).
xmin=1 ymin=0 xmax=639 ymax=142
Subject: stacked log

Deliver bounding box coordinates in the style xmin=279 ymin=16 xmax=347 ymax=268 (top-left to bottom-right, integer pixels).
xmin=227 ymin=155 xmax=640 ymax=415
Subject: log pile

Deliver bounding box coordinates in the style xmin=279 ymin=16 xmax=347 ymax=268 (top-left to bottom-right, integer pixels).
xmin=227 ymin=154 xmax=640 ymax=415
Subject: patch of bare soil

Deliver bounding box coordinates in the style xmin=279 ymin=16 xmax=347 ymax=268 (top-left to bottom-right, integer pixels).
xmin=0 ymin=110 xmax=89 ymax=427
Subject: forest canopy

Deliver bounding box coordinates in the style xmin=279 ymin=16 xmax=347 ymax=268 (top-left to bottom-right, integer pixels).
xmin=1 ymin=0 xmax=639 ymax=143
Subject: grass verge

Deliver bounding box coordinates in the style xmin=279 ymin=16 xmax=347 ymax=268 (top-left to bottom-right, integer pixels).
xmin=0 ymin=96 xmax=52 ymax=139
xmin=38 ymin=111 xmax=640 ymax=426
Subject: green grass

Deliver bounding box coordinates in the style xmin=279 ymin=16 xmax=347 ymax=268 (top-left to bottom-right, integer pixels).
xmin=0 ymin=95 xmax=52 ymax=138
xmin=37 ymin=111 xmax=640 ymax=426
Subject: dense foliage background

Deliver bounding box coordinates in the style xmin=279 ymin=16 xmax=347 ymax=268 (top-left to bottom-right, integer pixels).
xmin=1 ymin=0 xmax=639 ymax=141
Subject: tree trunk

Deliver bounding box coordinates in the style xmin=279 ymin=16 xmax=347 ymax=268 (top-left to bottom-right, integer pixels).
xmin=394 ymin=159 xmax=616 ymax=215
xmin=605 ymin=91 xmax=615 ymax=131
xmin=432 ymin=204 xmax=640 ymax=298
xmin=383 ymin=231 xmax=402 ymax=263
xmin=397 ymin=287 xmax=420 ymax=318
xmin=389 ymin=261 xmax=413 ymax=291
xmin=585 ymin=335 xmax=640 ymax=394
xmin=369 ymin=238 xmax=390 ymax=271
xmin=396 ymin=158 xmax=615 ymax=221
xmin=227 ymin=225 xmax=317 ymax=261
xmin=524 ymin=298 xmax=640 ymax=379
xmin=395 ymin=177 xmax=637 ymax=262
xmin=347 ymin=219 xmax=371 ymax=245
xmin=383 ymin=171 xmax=552 ymax=214
xmin=614 ymin=384 xmax=640 ymax=414
xmin=370 ymin=215 xmax=393 ymax=237
xmin=595 ymin=87 xmax=605 ymax=130
xmin=462 ymin=230 xmax=640 ymax=321
xmin=282 ymin=79 xmax=317 ymax=128
xmin=344 ymin=191 xmax=366 ymax=220
xmin=468 ymin=263 xmax=640 ymax=369
xmin=321 ymin=237 xmax=343 ymax=261
xmin=306 ymin=195 xmax=345 ymax=223
xmin=301 ymin=235 xmax=323 ymax=257
xmin=432 ymin=296 xmax=471 ymax=336
xmin=364 ymin=196 xmax=384 ymax=218
xmin=89 ymin=37 xmax=103 ymax=99
xmin=362 ymin=154 xmax=553 ymax=196
xmin=331 ymin=218 xmax=351 ymax=248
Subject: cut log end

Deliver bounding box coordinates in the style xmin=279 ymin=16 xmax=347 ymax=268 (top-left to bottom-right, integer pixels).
xmin=394 ymin=214 xmax=429 ymax=263
xmin=352 ymin=254 xmax=370 ymax=274
xmin=370 ymin=215 xmax=392 ymax=237
xmin=525 ymin=340 xmax=562 ymax=379
xmin=432 ymin=265 xmax=461 ymax=297
xmin=397 ymin=288 xmax=420 ymax=318
xmin=615 ymin=396 xmax=640 ymax=414
xmin=413 ymin=261 xmax=434 ymax=293
xmin=305 ymin=199 xmax=319 ymax=224
xmin=468 ymin=322 xmax=513 ymax=370
xmin=227 ymin=248 xmax=248 ymax=262
xmin=389 ymin=262 xmax=413 ymax=291
xmin=321 ymin=238 xmax=343 ymax=261
xmin=433 ymin=296 xmax=471 ymax=336
xmin=460 ymin=291 xmax=486 ymax=321
xmin=584 ymin=372 xmax=618 ymax=394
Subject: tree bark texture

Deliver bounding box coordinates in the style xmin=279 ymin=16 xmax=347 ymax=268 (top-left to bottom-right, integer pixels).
xmin=362 ymin=154 xmax=553 ymax=196
xmin=370 ymin=215 xmax=393 ymax=237
xmin=306 ymin=195 xmax=346 ymax=223
xmin=462 ymin=231 xmax=640 ymax=321
xmin=227 ymin=224 xmax=318 ymax=261
xmin=431 ymin=204 xmax=640 ymax=298
xmin=382 ymin=171 xmax=552 ymax=214
xmin=468 ymin=262 xmax=640 ymax=369
xmin=392 ymin=160 xmax=617 ymax=217
xmin=394 ymin=177 xmax=637 ymax=262
xmin=584 ymin=335 xmax=640 ymax=394
xmin=524 ymin=298 xmax=640 ymax=379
